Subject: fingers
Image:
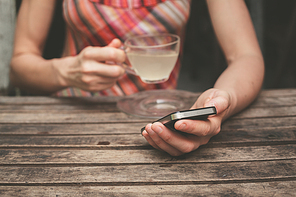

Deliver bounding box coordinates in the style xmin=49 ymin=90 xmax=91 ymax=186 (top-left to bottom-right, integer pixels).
xmin=107 ymin=38 xmax=122 ymax=48
xmin=80 ymin=60 xmax=125 ymax=78
xmin=142 ymin=128 xmax=162 ymax=151
xmin=203 ymin=91 xmax=230 ymax=114
xmin=175 ymin=118 xmax=221 ymax=137
xmin=81 ymin=46 xmax=126 ymax=63
xmin=143 ymin=122 xmax=200 ymax=156
xmin=79 ymin=44 xmax=126 ymax=78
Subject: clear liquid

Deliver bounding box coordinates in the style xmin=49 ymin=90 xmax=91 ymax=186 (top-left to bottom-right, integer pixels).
xmin=127 ymin=51 xmax=178 ymax=83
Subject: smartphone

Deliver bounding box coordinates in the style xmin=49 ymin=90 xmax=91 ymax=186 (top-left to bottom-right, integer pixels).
xmin=141 ymin=106 xmax=217 ymax=133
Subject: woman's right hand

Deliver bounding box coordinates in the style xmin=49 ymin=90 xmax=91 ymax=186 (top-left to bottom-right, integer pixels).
xmin=53 ymin=38 xmax=126 ymax=92
xmin=11 ymin=1 xmax=126 ymax=95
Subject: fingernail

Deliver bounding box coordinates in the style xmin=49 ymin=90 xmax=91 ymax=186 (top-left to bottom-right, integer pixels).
xmin=146 ymin=129 xmax=155 ymax=136
xmin=204 ymin=101 xmax=216 ymax=108
xmin=153 ymin=126 xmax=163 ymax=134
xmin=178 ymin=123 xmax=186 ymax=130
xmin=142 ymin=130 xmax=148 ymax=136
xmin=204 ymin=97 xmax=211 ymax=103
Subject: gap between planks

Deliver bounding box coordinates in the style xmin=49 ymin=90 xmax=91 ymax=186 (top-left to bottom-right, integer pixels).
xmin=0 ymin=140 xmax=296 ymax=150
xmin=1 ymin=158 xmax=295 ymax=167
xmin=1 ymin=177 xmax=296 ymax=187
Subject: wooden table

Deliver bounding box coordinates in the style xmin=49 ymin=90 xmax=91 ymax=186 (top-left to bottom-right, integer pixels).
xmin=0 ymin=89 xmax=295 ymax=196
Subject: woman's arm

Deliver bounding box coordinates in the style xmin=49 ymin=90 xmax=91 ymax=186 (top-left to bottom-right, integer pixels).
xmin=10 ymin=0 xmax=125 ymax=95
xmin=10 ymin=0 xmax=61 ymax=94
xmin=207 ymin=0 xmax=264 ymax=118
xmin=142 ymin=0 xmax=264 ymax=156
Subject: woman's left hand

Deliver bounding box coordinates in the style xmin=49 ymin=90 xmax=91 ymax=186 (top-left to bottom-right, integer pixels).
xmin=142 ymin=88 xmax=231 ymax=156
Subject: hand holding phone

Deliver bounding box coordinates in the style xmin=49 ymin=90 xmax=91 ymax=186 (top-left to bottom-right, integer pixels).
xmin=141 ymin=106 xmax=217 ymax=133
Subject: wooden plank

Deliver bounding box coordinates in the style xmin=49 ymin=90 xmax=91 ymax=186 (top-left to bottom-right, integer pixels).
xmin=0 ymin=134 xmax=147 ymax=147
xmin=233 ymin=106 xmax=296 ymax=119
xmin=210 ymin=127 xmax=296 ymax=146
xmin=1 ymin=181 xmax=295 ymax=196
xmin=0 ymin=89 xmax=294 ymax=105
xmin=0 ymin=96 xmax=121 ymax=105
xmin=0 ymin=127 xmax=295 ymax=147
xmin=1 ymin=145 xmax=295 ymax=164
xmin=1 ymin=92 xmax=296 ymax=109
xmin=0 ymin=122 xmax=295 ymax=148
xmin=1 ymin=105 xmax=296 ymax=123
xmin=0 ymin=95 xmax=295 ymax=112
xmin=251 ymin=96 xmax=296 ymax=107
xmin=0 ymin=123 xmax=148 ymax=135
xmin=0 ymin=112 xmax=152 ymax=123
xmin=0 ymin=89 xmax=295 ymax=106
xmin=0 ymin=103 xmax=119 ymax=113
xmin=222 ymin=116 xmax=296 ymax=130
xmin=0 ymin=160 xmax=295 ymax=184
xmin=259 ymin=88 xmax=296 ymax=97
xmin=1 ymin=115 xmax=296 ymax=135
xmin=0 ymin=90 xmax=199 ymax=105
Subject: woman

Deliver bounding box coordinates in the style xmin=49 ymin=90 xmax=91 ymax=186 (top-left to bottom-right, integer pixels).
xmin=10 ymin=0 xmax=264 ymax=156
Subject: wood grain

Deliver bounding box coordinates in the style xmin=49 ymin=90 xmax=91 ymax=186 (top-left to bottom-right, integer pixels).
xmin=1 ymin=105 xmax=296 ymax=123
xmin=1 ymin=181 xmax=295 ymax=196
xmin=1 ymin=116 xmax=296 ymax=135
xmin=0 ymin=90 xmax=295 ymax=196
xmin=0 ymin=160 xmax=295 ymax=184
xmin=0 ymin=145 xmax=295 ymax=165
xmin=0 ymin=128 xmax=295 ymax=148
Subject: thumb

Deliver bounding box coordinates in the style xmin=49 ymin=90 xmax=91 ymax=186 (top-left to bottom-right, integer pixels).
xmin=107 ymin=38 xmax=122 ymax=48
xmin=204 ymin=92 xmax=230 ymax=115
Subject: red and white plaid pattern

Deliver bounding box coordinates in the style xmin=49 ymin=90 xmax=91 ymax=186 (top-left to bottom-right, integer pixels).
xmin=56 ymin=0 xmax=191 ymax=96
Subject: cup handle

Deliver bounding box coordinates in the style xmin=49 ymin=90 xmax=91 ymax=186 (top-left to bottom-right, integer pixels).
xmin=120 ymin=46 xmax=137 ymax=75
xmin=120 ymin=63 xmax=137 ymax=75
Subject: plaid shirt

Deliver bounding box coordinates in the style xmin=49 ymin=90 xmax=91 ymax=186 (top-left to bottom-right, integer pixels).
xmin=57 ymin=0 xmax=191 ymax=96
